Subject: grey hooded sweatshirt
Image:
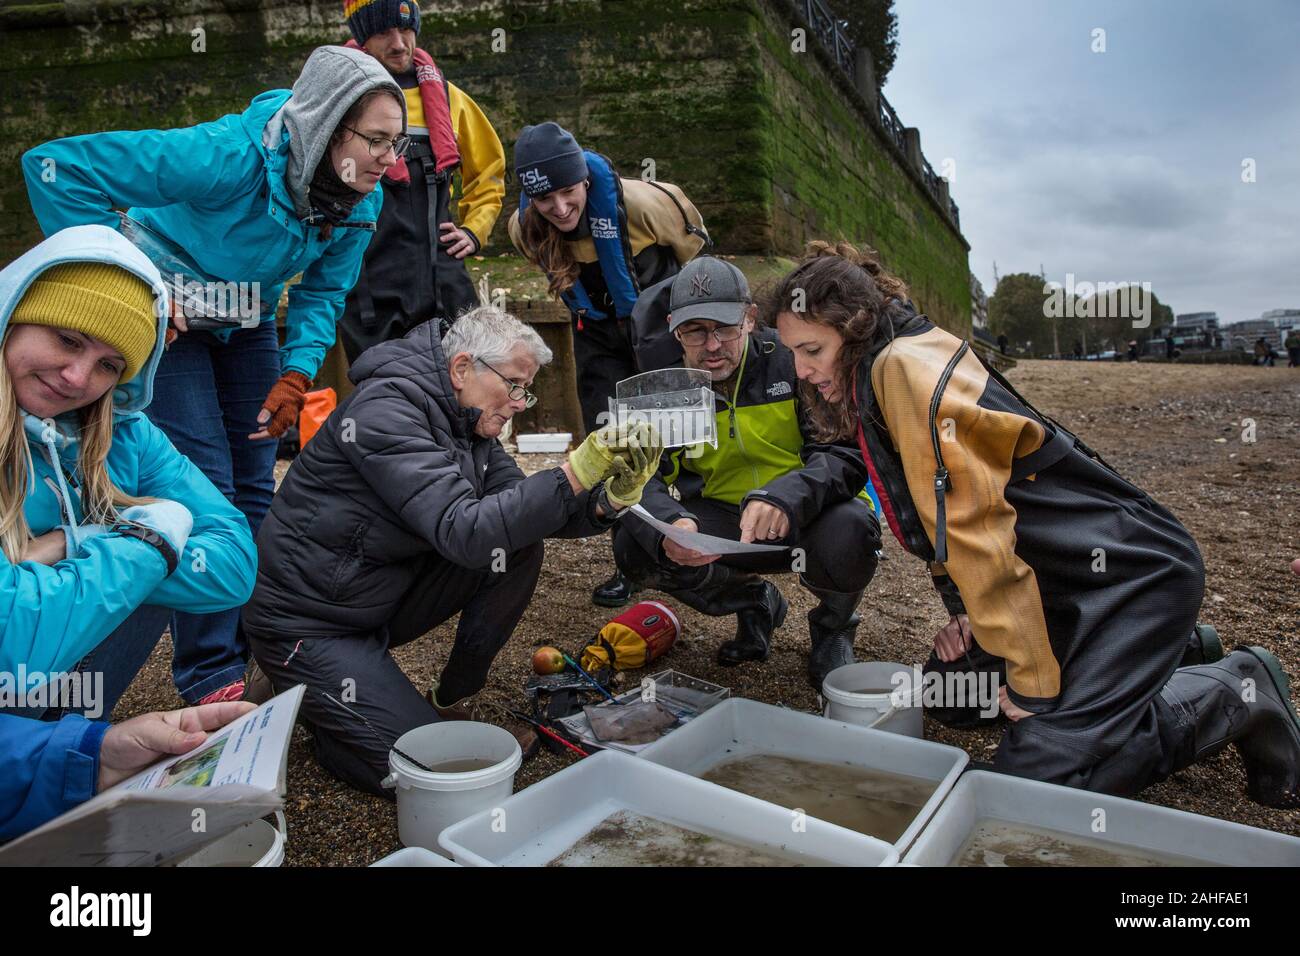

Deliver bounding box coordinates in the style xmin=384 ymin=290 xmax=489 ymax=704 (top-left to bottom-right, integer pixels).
xmin=272 ymin=45 xmax=407 ymax=217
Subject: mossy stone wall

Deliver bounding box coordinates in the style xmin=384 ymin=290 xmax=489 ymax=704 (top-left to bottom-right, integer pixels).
xmin=1 ymin=0 xmax=969 ymax=332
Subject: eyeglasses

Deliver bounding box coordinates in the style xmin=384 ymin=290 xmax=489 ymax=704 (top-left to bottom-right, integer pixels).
xmin=476 ymin=358 xmax=538 ymax=408
xmin=342 ymin=125 xmax=412 ymax=159
xmin=675 ymin=324 xmax=744 ymax=348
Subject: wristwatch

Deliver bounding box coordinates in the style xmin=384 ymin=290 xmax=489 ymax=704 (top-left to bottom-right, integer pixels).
xmin=590 ymin=481 xmax=626 ymax=523
xmin=108 ymin=521 xmax=179 ymax=575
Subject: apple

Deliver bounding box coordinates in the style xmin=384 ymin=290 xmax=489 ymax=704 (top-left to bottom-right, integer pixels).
xmin=532 ymin=646 xmax=566 ymax=675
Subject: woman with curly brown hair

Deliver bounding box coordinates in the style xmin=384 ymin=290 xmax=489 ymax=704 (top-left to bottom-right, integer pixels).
xmin=761 ymin=240 xmax=1300 ymax=807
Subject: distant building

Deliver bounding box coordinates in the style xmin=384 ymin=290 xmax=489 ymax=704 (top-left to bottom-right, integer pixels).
xmin=1223 ymin=316 xmax=1286 ymax=350
xmin=1175 ymin=311 xmax=1220 ymax=333
xmin=1261 ymin=309 xmax=1300 ymax=322
xmin=1165 ymin=312 xmax=1221 ymax=350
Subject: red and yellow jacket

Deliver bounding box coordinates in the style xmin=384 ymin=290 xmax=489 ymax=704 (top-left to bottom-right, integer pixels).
xmin=855 ymin=305 xmax=1091 ymax=713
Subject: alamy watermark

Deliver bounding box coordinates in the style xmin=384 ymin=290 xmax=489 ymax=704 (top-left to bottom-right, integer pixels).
xmin=169 ymin=275 xmax=262 ymax=328
xmin=0 ymin=666 xmax=103 ymax=718
xmin=1042 ymin=274 xmax=1152 ymax=328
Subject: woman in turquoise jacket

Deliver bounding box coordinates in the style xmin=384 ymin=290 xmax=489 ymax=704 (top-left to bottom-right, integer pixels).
xmin=0 ymin=223 xmax=256 ymax=715
xmin=21 ymin=46 xmax=406 ymax=703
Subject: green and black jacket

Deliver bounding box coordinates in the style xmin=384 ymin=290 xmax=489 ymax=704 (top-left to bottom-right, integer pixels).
xmin=636 ymin=327 xmax=872 ymax=534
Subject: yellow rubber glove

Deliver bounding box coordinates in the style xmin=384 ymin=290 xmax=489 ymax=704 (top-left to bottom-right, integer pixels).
xmin=606 ymin=422 xmax=664 ymax=508
xmin=569 ymin=423 xmax=639 ymax=490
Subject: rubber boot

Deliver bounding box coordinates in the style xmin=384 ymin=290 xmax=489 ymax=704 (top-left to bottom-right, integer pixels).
xmin=802 ymin=576 xmax=864 ymax=691
xmin=714 ymin=580 xmax=788 ymax=665
xmin=1179 ymin=622 xmax=1225 ymax=668
xmin=592 ymin=568 xmax=639 ymax=608
xmin=626 ymin=561 xmax=788 ymax=666
xmin=1160 ymin=647 xmax=1300 ymax=808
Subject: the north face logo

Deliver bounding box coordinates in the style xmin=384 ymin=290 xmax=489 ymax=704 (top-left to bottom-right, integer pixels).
xmin=767 ymin=381 xmax=793 ymax=397
xmin=690 ymin=273 xmax=713 ymax=297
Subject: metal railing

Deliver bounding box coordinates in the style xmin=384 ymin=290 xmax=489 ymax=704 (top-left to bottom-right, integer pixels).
xmin=801 ymin=0 xmax=960 ymax=228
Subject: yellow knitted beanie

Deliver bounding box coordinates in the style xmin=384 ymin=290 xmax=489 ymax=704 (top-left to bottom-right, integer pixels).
xmin=10 ymin=262 xmax=158 ymax=382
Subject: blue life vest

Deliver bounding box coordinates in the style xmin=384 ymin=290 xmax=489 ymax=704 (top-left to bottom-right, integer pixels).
xmin=518 ymin=151 xmax=639 ymax=320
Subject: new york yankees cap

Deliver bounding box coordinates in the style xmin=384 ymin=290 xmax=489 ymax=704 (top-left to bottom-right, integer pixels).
xmin=667 ymin=256 xmax=751 ymax=331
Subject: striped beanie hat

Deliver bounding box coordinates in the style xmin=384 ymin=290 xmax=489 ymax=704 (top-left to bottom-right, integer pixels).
xmin=344 ymin=0 xmax=421 ymax=46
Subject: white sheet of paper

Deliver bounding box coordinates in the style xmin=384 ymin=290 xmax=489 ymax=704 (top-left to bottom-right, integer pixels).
xmin=627 ymin=504 xmax=786 ymax=554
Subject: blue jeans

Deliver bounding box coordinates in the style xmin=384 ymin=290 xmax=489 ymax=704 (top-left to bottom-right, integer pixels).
xmin=3 ymin=606 xmax=172 ymax=721
xmin=145 ymin=322 xmax=281 ymax=702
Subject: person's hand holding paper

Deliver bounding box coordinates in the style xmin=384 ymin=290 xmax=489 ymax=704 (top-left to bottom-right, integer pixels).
xmin=662 ymin=516 xmax=721 ymax=566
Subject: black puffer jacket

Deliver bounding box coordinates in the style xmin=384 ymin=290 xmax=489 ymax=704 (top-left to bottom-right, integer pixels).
xmin=244 ymin=319 xmax=612 ymax=639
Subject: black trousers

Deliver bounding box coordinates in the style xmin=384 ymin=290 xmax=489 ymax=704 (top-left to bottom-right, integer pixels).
xmin=248 ymin=542 xmax=544 ymax=796
xmin=612 ymin=495 xmax=880 ymax=595
xmin=337 ymin=154 xmax=479 ymax=364
xmin=923 ymin=448 xmax=1206 ymax=798
xmin=572 ymin=316 xmax=639 ymax=434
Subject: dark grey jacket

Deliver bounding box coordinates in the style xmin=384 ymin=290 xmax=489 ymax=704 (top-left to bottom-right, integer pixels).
xmin=243 ymin=319 xmax=613 ymax=639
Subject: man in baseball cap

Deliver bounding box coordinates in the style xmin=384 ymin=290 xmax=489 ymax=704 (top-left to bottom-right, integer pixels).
xmin=613 ymin=257 xmax=883 ymax=690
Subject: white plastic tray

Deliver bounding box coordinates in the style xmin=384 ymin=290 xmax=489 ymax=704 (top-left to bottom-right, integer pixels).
xmin=438 ymin=750 xmax=898 ymax=867
xmin=638 ymin=698 xmax=967 ymax=853
xmin=903 ymin=770 xmax=1300 ymax=867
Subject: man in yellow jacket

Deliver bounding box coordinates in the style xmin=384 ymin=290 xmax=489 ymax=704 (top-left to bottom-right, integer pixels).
xmin=337 ymin=0 xmax=506 ymax=360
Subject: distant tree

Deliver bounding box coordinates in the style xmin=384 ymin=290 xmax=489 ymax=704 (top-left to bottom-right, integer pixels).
xmin=829 ymin=0 xmax=899 ymax=86
xmin=989 ymin=273 xmax=1054 ymax=355
xmin=1076 ymin=286 xmax=1175 ymax=352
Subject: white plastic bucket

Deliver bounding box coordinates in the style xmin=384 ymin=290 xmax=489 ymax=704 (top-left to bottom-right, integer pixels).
xmin=822 ymin=662 xmax=924 ymax=737
xmin=381 ymin=722 xmax=522 ymax=855
xmin=175 ymin=813 xmax=286 ymax=867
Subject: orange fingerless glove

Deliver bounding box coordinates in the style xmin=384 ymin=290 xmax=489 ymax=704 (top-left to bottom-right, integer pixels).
xmin=260 ymin=371 xmax=312 ymax=438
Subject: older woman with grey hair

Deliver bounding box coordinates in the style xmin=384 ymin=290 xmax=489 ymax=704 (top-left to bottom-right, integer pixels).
xmin=243 ymin=308 xmax=660 ymax=793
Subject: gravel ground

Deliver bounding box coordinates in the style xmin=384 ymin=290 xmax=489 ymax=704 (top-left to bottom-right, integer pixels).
xmin=112 ymin=358 xmax=1300 ymax=864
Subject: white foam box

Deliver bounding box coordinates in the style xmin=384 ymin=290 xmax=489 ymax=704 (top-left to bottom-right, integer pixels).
xmin=637 ymin=698 xmax=967 ymax=853
xmin=902 ymin=770 xmax=1300 ymax=867
xmin=516 ymin=433 xmax=572 ymax=453
xmin=438 ymin=749 xmax=898 ymax=867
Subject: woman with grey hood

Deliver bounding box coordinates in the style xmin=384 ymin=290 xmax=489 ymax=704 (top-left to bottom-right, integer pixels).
xmin=21 ymin=46 xmax=407 ymax=706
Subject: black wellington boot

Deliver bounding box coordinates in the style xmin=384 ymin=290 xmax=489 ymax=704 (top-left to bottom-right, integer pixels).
xmin=644 ymin=563 xmax=789 ymax=667
xmin=1161 ymin=647 xmax=1300 ymax=809
xmin=803 ymin=576 xmax=864 ymax=691
xmin=592 ymin=568 xmax=639 ymax=608
xmin=715 ymin=577 xmax=789 ymax=665
xmin=1179 ymin=622 xmax=1225 ymax=668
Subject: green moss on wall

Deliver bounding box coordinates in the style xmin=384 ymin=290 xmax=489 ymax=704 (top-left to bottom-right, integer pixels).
xmin=1 ymin=0 xmax=970 ymax=334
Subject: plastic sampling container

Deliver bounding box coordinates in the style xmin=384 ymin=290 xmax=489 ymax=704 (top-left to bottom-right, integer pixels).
xmin=608 ymin=367 xmax=717 ymax=448
xmin=516 ymin=433 xmax=572 ymax=453
xmin=902 ymin=770 xmax=1300 ymax=867
xmin=381 ymin=722 xmax=522 ymax=856
xmin=438 ymin=749 xmax=898 ymax=867
xmin=638 ymin=698 xmax=967 ymax=853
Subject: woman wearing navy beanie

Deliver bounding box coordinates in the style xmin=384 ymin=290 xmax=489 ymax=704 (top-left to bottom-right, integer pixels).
xmin=509 ymin=121 xmax=708 ymax=607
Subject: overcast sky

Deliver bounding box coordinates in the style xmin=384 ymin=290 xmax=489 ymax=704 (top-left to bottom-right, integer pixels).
xmin=884 ymin=0 xmax=1298 ymax=325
